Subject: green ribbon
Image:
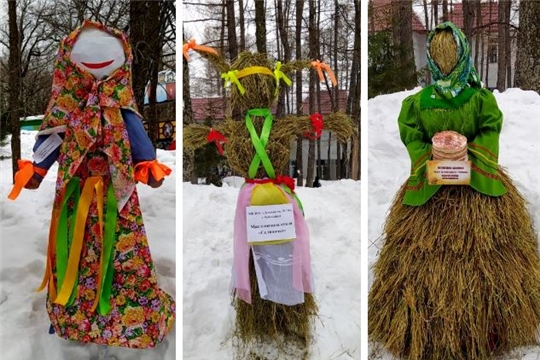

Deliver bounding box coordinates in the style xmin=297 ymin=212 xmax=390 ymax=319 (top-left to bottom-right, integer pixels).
xmin=55 ymin=178 xmax=117 ymax=313
xmin=98 ymin=183 xmax=117 ymax=316
xmin=273 ymin=61 xmax=291 ymax=95
xmin=221 ymin=70 xmax=246 ymax=95
xmin=57 ymin=178 xmax=81 ymax=306
xmin=246 ymin=108 xmax=275 ymax=179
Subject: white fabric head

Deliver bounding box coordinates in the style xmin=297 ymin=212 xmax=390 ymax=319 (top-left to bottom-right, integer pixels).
xmin=71 ymin=24 xmax=125 ymax=79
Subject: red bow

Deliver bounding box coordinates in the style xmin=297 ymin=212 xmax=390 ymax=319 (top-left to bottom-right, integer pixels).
xmin=304 ymin=113 xmax=324 ymax=140
xmin=245 ymin=175 xmax=296 ymax=193
xmin=207 ymin=128 xmax=227 ymax=155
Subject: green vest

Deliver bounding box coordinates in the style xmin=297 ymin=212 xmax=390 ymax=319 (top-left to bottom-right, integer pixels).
xmin=399 ymin=85 xmax=507 ymax=206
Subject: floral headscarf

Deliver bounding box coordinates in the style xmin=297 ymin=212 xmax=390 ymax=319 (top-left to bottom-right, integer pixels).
xmin=40 ymin=20 xmax=139 ymax=212
xmin=427 ymin=21 xmax=482 ymax=98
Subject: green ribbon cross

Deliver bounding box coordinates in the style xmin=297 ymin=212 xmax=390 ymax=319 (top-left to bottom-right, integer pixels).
xmin=246 ymin=108 xmax=276 ymax=179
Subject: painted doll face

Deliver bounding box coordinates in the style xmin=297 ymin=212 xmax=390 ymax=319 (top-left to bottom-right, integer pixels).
xmin=71 ymin=25 xmax=125 ymax=79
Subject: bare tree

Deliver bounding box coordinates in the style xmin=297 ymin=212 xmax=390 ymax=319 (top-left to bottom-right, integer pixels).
xmin=305 ymin=0 xmax=317 ymax=188
xmin=255 ymin=0 xmax=267 ymax=54
xmin=391 ymin=0 xmax=416 ymax=89
xmin=8 ymin=0 xmax=21 ymax=181
xmin=348 ymin=0 xmax=360 ymax=181
xmin=515 ymin=0 xmax=540 ymax=92
xmin=294 ymin=0 xmax=305 ymax=186
xmin=497 ymin=0 xmax=511 ymax=91
xmin=225 ymin=0 xmax=238 ymax=61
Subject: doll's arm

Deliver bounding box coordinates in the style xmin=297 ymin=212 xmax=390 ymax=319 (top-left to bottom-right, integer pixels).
xmin=122 ymin=109 xmax=170 ymax=188
xmin=466 ymin=89 xmax=506 ymax=195
xmin=183 ymin=122 xmax=229 ymax=155
xmin=467 ymin=89 xmax=503 ymax=170
xmin=397 ymin=95 xmax=432 ymax=179
xmin=278 ymin=112 xmax=355 ymax=144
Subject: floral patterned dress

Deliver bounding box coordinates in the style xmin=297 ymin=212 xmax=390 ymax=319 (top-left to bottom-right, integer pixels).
xmin=35 ymin=20 xmax=175 ymax=349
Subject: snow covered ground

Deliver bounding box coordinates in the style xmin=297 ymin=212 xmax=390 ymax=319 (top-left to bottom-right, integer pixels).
xmin=183 ymin=177 xmax=362 ymax=359
xmin=0 ymin=135 xmax=176 ymax=360
xmin=368 ymin=88 xmax=540 ymax=359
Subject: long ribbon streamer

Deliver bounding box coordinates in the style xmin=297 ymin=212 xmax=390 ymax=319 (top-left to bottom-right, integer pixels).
xmin=54 ymin=177 xmax=104 ymax=306
xmin=97 ymin=184 xmax=117 ymax=315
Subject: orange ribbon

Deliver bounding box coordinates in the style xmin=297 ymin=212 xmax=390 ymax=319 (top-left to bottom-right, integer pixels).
xmin=54 ymin=177 xmax=104 ymax=308
xmin=207 ymin=128 xmax=227 ymax=155
xmin=134 ymin=160 xmax=172 ymax=184
xmin=183 ymin=39 xmax=218 ymax=61
xmin=311 ymin=60 xmax=337 ymax=86
xmin=7 ymin=160 xmax=47 ymax=200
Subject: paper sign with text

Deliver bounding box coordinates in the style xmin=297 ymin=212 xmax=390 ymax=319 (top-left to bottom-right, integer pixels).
xmin=246 ymin=204 xmax=296 ymax=243
xmin=33 ymin=132 xmax=63 ymax=164
xmin=427 ymin=160 xmax=471 ymax=185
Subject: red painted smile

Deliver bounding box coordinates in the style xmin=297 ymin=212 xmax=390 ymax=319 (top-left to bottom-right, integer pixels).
xmin=81 ymin=59 xmax=114 ymax=69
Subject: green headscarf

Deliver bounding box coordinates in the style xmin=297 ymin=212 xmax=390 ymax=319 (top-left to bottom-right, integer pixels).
xmin=427 ymin=21 xmax=482 ymax=98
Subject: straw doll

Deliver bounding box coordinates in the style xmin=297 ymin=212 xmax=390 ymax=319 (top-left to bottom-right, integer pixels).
xmin=369 ymin=22 xmax=540 ymax=359
xmin=8 ymin=21 xmax=175 ymax=356
xmin=183 ymin=42 xmax=354 ymax=356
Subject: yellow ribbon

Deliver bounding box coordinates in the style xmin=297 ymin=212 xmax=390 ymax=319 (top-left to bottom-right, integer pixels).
xmin=223 ymin=66 xmax=279 ymax=96
xmin=54 ymin=177 xmax=104 ymax=307
xmin=273 ymin=62 xmax=292 ymax=94
xmin=221 ymin=70 xmax=245 ymax=95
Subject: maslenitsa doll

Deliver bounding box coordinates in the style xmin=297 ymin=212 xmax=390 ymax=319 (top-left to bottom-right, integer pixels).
xmin=183 ymin=43 xmax=354 ymax=358
xmin=368 ymin=22 xmax=540 ymax=360
xmin=8 ymin=20 xmax=175 ymax=358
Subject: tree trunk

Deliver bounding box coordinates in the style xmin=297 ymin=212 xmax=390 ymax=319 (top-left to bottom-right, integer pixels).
xmin=183 ymin=32 xmax=195 ymax=183
xmin=238 ymin=0 xmax=246 ymax=51
xmin=497 ymin=0 xmax=510 ymax=91
xmin=130 ymin=1 xmax=153 ymax=112
xmin=348 ymin=0 xmax=360 ymax=181
xmin=276 ymin=0 xmax=291 ymax=118
xmin=515 ymin=0 xmax=540 ymax=92
xmin=295 ymin=0 xmax=305 ymax=186
xmin=391 ymin=0 xmax=417 ymax=89
xmin=442 ymin=0 xmax=449 ymax=22
xmin=8 ymin=0 xmax=21 ymax=182
xmin=255 ymin=0 xmax=267 ymax=54
xmin=306 ymin=0 xmax=317 ymax=188
xmin=225 ymin=0 xmax=238 ymax=61
xmin=463 ymin=0 xmax=475 ymax=39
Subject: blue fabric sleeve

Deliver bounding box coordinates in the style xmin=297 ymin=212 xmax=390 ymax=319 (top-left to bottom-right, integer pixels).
xmin=32 ymin=133 xmax=64 ymax=181
xmin=33 ymin=134 xmax=62 ymax=170
xmin=121 ymin=109 xmax=156 ymax=163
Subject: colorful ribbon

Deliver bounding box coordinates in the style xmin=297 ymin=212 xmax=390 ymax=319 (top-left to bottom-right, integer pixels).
xmin=222 ymin=66 xmax=277 ymax=95
xmin=273 ymin=62 xmax=292 ymax=94
xmin=206 ymin=128 xmax=227 ymax=155
xmin=245 ymin=108 xmax=275 ymax=179
xmin=245 ymin=108 xmax=305 ymax=214
xmin=54 ymin=177 xmax=104 ymax=307
xmin=7 ymin=160 xmax=47 ymax=200
xmin=97 ymin=183 xmax=117 ymax=315
xmin=311 ymin=60 xmax=337 ymax=86
xmin=304 ymin=113 xmax=324 ymax=140
xmin=134 ymin=160 xmax=172 ymax=184
xmin=221 ymin=70 xmax=245 ymax=95
xmin=246 ymin=175 xmax=296 ymax=194
xmin=36 ymin=177 xmax=117 ymax=315
xmin=183 ymin=39 xmax=218 ymax=61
